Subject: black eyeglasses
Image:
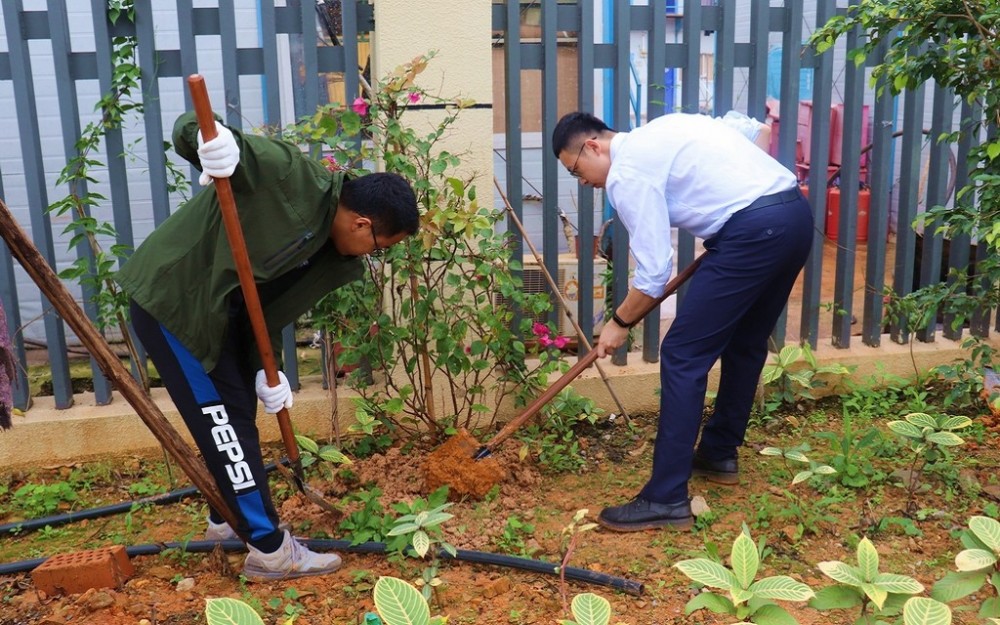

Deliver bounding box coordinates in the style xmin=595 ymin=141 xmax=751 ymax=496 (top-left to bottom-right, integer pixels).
xmin=369 ymin=225 xmax=384 ymax=258
xmin=569 ymin=136 xmax=596 ymax=179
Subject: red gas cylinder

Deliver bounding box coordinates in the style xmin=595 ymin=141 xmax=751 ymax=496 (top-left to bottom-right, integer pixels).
xmin=825 ymin=186 xmax=871 ymax=243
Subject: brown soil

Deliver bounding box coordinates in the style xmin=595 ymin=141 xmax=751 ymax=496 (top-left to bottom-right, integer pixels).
xmin=2 ymin=408 xmax=1000 ymax=625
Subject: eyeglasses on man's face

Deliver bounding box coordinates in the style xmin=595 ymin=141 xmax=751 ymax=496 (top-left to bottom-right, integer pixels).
xmin=568 ymin=136 xmax=597 ymax=179
xmin=369 ymin=225 xmax=385 ymax=258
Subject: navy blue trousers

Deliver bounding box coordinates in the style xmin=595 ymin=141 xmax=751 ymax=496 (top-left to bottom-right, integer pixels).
xmin=639 ymin=191 xmax=813 ymax=504
xmin=130 ymin=301 xmax=284 ymax=551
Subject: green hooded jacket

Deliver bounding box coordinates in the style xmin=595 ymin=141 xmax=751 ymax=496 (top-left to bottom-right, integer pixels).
xmin=116 ymin=112 xmax=364 ymax=372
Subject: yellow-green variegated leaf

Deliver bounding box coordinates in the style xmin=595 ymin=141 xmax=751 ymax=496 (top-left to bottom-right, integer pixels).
xmin=813 ymin=464 xmax=837 ymax=475
xmin=818 ymin=561 xmax=863 ymax=586
xmin=955 ymin=548 xmax=997 ymax=572
xmin=412 ymin=530 xmax=430 ymax=558
xmin=777 ymin=345 xmax=803 ymax=368
xmin=902 ymin=596 xmax=951 ymax=625
xmin=783 ymin=449 xmax=810 ymax=463
xmin=905 ymin=413 xmax=937 ymax=428
xmin=969 ymin=516 xmax=1000 ymax=552
xmin=857 ymin=537 xmax=879 ymax=581
xmin=861 ymin=583 xmax=889 ymax=609
xmin=731 ymin=532 xmax=760 ymax=589
xmin=888 ymin=421 xmax=923 ymax=439
xmin=373 ymin=576 xmax=430 ymax=625
xmin=791 ymin=470 xmax=814 ymax=485
xmin=760 ymin=447 xmax=785 ymax=457
xmin=925 ymin=432 xmax=965 ymax=446
xmin=872 ymin=573 xmax=924 ymax=595
xmin=748 ymin=576 xmax=815 ymax=602
xmin=570 ymin=593 xmax=611 ymax=625
xmin=938 ymin=415 xmax=972 ymax=431
xmin=205 ymin=598 xmax=265 ymax=625
xmin=674 ymin=559 xmax=739 ymax=591
xmin=730 ymin=586 xmax=754 ymax=606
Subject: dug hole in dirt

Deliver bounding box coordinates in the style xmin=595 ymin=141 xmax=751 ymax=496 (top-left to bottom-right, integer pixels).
xmin=423 ymin=428 xmax=506 ymax=499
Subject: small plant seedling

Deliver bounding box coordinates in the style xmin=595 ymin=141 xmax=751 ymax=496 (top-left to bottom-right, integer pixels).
xmin=931 ymin=515 xmax=1000 ymax=620
xmin=886 ymin=412 xmax=971 ymax=516
xmin=387 ymin=498 xmax=457 ymax=603
xmin=558 ymin=593 xmax=613 ymax=625
xmin=373 ymin=576 xmax=447 ymax=625
xmin=759 ymin=445 xmax=838 ymax=538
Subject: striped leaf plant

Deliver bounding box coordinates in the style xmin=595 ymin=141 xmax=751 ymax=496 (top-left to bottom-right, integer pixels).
xmin=932 ymin=515 xmax=1000 ymax=620
xmin=674 ymin=526 xmax=814 ymax=624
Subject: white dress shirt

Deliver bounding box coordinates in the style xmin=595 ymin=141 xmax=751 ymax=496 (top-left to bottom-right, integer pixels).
xmin=606 ymin=113 xmax=797 ymax=298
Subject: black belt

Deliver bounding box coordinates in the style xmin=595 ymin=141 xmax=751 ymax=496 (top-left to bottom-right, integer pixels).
xmin=742 ymin=186 xmax=803 ymax=213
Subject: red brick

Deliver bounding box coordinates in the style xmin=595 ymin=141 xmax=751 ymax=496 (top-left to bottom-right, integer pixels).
xmin=31 ymin=545 xmax=134 ymax=596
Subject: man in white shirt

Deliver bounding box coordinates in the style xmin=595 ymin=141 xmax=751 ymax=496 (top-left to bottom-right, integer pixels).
xmin=552 ymin=111 xmax=812 ymax=531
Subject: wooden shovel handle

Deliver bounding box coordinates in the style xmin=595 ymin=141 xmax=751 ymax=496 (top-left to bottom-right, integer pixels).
xmin=484 ymin=251 xmax=707 ymax=452
xmin=186 ymin=75 xmax=300 ymax=467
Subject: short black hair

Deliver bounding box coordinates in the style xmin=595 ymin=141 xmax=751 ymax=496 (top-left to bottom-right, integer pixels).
xmin=551 ymin=112 xmax=612 ymax=158
xmin=340 ymin=172 xmax=419 ymax=236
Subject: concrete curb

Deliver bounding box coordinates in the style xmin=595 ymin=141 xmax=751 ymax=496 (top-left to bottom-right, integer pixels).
xmin=0 ymin=336 xmax=991 ymax=467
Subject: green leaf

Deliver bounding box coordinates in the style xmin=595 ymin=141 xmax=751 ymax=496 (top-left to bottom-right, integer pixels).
xmin=318 ymin=447 xmax=352 ymax=464
xmin=388 ymin=522 xmax=420 ymax=536
xmin=759 ymin=447 xmax=785 ymax=457
xmin=872 ymin=573 xmax=924 ymax=595
xmin=809 ymin=585 xmax=863 ymax=610
xmin=979 ymin=596 xmax=1000 ymax=619
xmin=295 ymin=435 xmax=320 ymax=454
xmin=818 ymin=561 xmax=863 ymax=586
xmin=887 ymin=421 xmax=923 ymax=439
xmin=902 ymin=597 xmax=951 ymax=625
xmin=569 ymin=593 xmax=611 ymax=625
xmin=791 ymin=470 xmax=814 ymax=485
xmin=856 ymin=538 xmax=879 ymax=582
xmin=373 ymin=576 xmax=430 ymax=625
xmin=905 ymin=413 xmax=937 ymax=428
xmin=674 ymin=559 xmax=739 ymax=590
xmin=784 ymin=450 xmax=810 ymax=463
xmin=751 ymin=603 xmax=801 ymax=625
xmin=987 ymin=141 xmax=1000 ymax=161
xmin=970 ymin=516 xmax=1000 ymax=552
xmin=925 ymin=432 xmax=964 ymax=446
xmin=749 ymin=576 xmax=815 ymax=601
xmin=731 ymin=532 xmax=760 ymax=589
xmin=930 ymin=570 xmax=986 ymax=603
xmin=412 ymin=530 xmax=430 ymax=558
xmin=777 ymin=345 xmax=802 ymax=368
xmin=205 ymin=597 xmax=265 ymax=625
xmin=684 ymin=591 xmax=735 ymax=615
xmin=955 ymin=548 xmax=997 ymax=572
xmin=861 ymin=582 xmax=888 ymax=610
xmin=938 ymin=415 xmax=972 ymax=431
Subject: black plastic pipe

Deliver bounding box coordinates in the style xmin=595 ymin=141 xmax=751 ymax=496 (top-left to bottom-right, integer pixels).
xmin=0 ymin=539 xmax=644 ymax=596
xmin=0 ymin=462 xmax=282 ymax=536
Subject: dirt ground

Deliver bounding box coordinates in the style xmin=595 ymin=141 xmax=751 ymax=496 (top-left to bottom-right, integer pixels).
xmin=2 ymin=406 xmax=999 ymax=625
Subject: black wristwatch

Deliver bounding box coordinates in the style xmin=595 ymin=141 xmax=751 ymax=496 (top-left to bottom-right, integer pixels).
xmin=612 ymin=312 xmax=637 ymax=329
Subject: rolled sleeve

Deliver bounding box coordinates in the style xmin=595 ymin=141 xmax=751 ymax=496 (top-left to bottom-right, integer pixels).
xmin=607 ymin=173 xmax=674 ymax=299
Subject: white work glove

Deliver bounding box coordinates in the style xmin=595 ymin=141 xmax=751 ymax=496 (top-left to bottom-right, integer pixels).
xmin=196 ymin=121 xmax=240 ymax=186
xmin=255 ymin=369 xmax=293 ymax=414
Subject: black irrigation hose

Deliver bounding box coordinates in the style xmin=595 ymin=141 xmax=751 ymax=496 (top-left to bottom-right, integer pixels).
xmin=0 ymin=539 xmax=645 ymax=596
xmin=0 ymin=463 xmax=282 ymax=536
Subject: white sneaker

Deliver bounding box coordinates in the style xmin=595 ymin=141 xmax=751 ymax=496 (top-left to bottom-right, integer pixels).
xmin=243 ymin=530 xmax=342 ymax=581
xmin=204 ymin=517 xmax=291 ymax=542
xmin=204 ymin=518 xmax=240 ymax=541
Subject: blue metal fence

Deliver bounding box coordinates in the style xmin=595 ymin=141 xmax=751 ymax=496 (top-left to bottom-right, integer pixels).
xmin=0 ymin=0 xmax=992 ymax=412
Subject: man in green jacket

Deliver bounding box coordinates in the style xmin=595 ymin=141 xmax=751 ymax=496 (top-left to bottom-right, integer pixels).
xmin=117 ymin=113 xmax=418 ymax=580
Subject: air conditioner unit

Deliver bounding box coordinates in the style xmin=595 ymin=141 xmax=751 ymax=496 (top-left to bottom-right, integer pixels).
xmin=511 ymin=254 xmax=608 ymax=339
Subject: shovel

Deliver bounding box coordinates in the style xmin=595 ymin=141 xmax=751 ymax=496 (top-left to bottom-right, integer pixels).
xmin=424 ymin=250 xmax=706 ymax=498
xmin=186 ymin=75 xmax=339 ymax=516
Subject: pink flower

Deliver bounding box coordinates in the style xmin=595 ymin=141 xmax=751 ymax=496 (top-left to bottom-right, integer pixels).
xmin=407 ymin=91 xmax=421 ymax=104
xmin=538 ymin=336 xmax=553 ymax=348
xmin=553 ymin=336 xmax=569 ymax=349
xmin=531 ymin=322 xmax=549 ymax=338
xmin=351 ymin=97 xmax=368 ymax=116
xmin=323 ymin=155 xmax=338 ymax=171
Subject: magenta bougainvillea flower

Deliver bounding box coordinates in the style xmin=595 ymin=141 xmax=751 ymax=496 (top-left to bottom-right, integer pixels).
xmin=408 ymin=91 xmax=421 ymax=104
xmin=351 ymin=97 xmax=368 ymax=116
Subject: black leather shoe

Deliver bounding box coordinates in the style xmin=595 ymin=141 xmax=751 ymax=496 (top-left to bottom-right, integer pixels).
xmin=597 ymin=497 xmax=693 ymax=532
xmin=692 ymin=453 xmax=740 ymax=484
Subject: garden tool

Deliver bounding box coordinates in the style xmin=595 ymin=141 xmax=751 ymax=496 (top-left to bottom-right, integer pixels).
xmin=424 ymin=250 xmax=706 ymax=499
xmin=0 ymin=196 xmax=243 ymax=536
xmin=492 ymin=176 xmax=629 ymax=421
xmin=187 ymin=75 xmax=339 ymax=516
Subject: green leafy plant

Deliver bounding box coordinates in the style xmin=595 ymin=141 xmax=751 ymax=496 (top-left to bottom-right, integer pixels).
xmin=761 ymin=344 xmax=854 ymax=412
xmin=387 ymin=489 xmax=457 ymax=603
xmin=759 ymin=445 xmax=838 ymax=538
xmin=294 ymin=433 xmax=353 ymax=480
xmin=518 ymin=387 xmax=602 ymax=473
xmin=886 ymin=412 xmax=971 ymax=515
xmin=283 ymin=52 xmax=562 ymax=443
xmin=810 ymin=536 xmax=924 ymax=624
xmin=11 ymin=481 xmax=78 ymax=517
xmin=494 ymin=514 xmax=536 ymax=557
xmin=338 ymin=488 xmax=395 ymax=545
xmin=205 ymin=597 xmax=264 ymax=625
xmin=931 ymin=515 xmax=1000 ymax=619
xmin=675 ymin=526 xmax=815 ymax=624
xmin=372 ymin=576 xmax=447 ymax=625
xmin=815 ymin=407 xmax=886 ymax=489
xmin=558 ymin=593 xmax=613 ymax=625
